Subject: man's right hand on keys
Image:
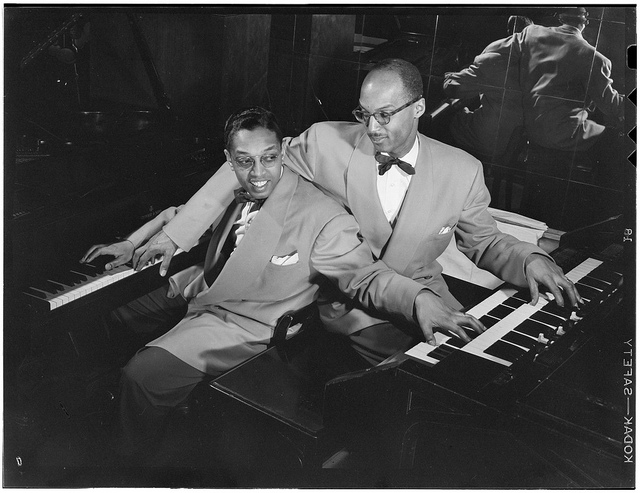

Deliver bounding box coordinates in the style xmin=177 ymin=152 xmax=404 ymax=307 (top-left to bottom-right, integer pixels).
xmin=132 ymin=230 xmax=178 ymax=277
xmin=81 ymin=240 xmax=136 ymax=271
xmin=414 ymin=290 xmax=486 ymax=346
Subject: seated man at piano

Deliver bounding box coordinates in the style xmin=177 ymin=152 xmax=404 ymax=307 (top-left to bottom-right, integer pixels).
xmin=82 ymin=106 xmax=481 ymax=460
xmin=131 ymin=58 xmax=582 ymax=368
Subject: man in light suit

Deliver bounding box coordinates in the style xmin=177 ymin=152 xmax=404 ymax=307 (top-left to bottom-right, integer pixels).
xmin=134 ymin=59 xmax=580 ymax=366
xmin=84 ymin=106 xmax=463 ymax=458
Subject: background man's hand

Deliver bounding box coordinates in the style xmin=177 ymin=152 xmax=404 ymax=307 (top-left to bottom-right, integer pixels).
xmin=414 ymin=291 xmax=485 ymax=346
xmin=132 ymin=230 xmax=178 ymax=277
xmin=80 ymin=240 xmax=135 ymax=271
xmin=524 ymin=254 xmax=582 ymax=308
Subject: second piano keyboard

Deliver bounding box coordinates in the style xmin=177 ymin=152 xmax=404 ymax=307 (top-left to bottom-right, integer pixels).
xmin=406 ymin=256 xmax=623 ymax=368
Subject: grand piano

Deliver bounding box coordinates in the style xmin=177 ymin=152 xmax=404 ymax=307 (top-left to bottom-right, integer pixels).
xmin=5 ymin=9 xmax=270 ymax=374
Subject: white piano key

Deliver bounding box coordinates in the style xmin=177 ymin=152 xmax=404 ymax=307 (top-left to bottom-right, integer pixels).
xmin=466 ymin=287 xmax=518 ymax=319
xmin=405 ymin=332 xmax=451 ymax=364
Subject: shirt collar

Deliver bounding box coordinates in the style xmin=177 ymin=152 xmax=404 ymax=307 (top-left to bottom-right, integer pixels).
xmin=380 ymin=136 xmax=419 ymax=169
xmin=401 ymin=136 xmax=420 ymax=168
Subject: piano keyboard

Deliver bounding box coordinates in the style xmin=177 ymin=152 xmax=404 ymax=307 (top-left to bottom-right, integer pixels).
xmin=22 ymin=250 xmax=185 ymax=311
xmin=406 ymin=257 xmax=622 ymax=368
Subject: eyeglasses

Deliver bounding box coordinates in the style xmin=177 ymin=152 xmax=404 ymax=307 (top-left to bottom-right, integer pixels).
xmin=352 ymin=95 xmax=422 ymax=126
xmin=232 ymin=152 xmax=281 ymax=170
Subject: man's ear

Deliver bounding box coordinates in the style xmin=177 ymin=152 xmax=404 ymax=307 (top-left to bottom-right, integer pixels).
xmin=414 ymin=97 xmax=426 ymax=119
xmin=224 ymin=149 xmax=234 ymax=170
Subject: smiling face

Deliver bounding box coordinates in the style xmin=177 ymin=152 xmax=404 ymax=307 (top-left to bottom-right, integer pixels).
xmin=359 ymin=69 xmax=425 ymax=158
xmin=225 ymin=127 xmax=283 ymax=201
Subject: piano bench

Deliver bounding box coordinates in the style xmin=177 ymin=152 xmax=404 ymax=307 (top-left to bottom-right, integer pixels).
xmin=201 ymin=325 xmax=369 ymax=469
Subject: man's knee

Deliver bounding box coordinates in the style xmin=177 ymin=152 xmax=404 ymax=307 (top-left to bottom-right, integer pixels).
xmin=121 ymin=346 xmax=165 ymax=392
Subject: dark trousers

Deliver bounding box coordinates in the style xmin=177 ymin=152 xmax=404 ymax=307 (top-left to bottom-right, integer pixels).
xmin=112 ymin=287 xmax=217 ymax=458
xmin=117 ymin=345 xmax=211 ymax=458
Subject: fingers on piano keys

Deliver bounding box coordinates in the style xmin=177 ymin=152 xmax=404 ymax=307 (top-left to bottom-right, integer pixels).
xmin=406 ymin=257 xmax=623 ymax=368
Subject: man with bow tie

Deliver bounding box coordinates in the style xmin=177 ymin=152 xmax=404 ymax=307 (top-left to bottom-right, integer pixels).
xmin=82 ymin=106 xmax=457 ymax=459
xmin=134 ymin=59 xmax=581 ymax=368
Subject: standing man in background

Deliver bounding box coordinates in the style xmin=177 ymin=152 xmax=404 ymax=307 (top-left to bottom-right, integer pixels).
xmin=486 ymin=7 xmax=624 ymax=152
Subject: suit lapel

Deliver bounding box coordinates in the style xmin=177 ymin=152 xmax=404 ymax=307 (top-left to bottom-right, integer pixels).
xmin=346 ymin=132 xmax=392 ymax=258
xmin=203 ymin=167 xmax=296 ymax=302
xmin=381 ymin=134 xmax=435 ymax=274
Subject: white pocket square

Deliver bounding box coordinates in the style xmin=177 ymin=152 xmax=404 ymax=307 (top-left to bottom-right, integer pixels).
xmin=438 ymin=226 xmax=453 ymax=234
xmin=270 ymin=252 xmax=299 ymax=266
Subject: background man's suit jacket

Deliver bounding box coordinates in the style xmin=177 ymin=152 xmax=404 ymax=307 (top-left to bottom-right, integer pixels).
xmin=490 ymin=24 xmax=624 ymax=151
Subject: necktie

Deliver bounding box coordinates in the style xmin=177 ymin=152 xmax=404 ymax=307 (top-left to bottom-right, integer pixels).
xmin=375 ymin=152 xmax=415 ymax=176
xmin=204 ymin=201 xmax=243 ymax=286
xmin=234 ymin=187 xmax=265 ymax=210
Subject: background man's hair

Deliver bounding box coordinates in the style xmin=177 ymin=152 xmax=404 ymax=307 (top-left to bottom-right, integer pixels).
xmin=507 ymin=15 xmax=533 ymax=35
xmin=224 ymin=106 xmax=283 ymax=150
xmin=370 ymin=58 xmax=423 ymax=100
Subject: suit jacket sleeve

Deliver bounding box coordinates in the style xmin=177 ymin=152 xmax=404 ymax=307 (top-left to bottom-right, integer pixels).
xmin=443 ymin=52 xmax=503 ymax=99
xmin=162 ymin=164 xmax=240 ymax=251
xmin=589 ymin=53 xmax=624 ymax=125
xmin=282 ymin=128 xmax=318 ymax=181
xmin=310 ymin=211 xmax=426 ymax=323
xmin=455 ymin=161 xmax=549 ymax=286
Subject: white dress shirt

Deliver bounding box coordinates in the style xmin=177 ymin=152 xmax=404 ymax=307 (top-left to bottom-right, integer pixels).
xmin=231 ymin=203 xmax=259 ymax=255
xmin=376 ymin=136 xmax=419 ymax=224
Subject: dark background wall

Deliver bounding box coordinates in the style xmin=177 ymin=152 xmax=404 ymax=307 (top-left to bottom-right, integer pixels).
xmin=5 ymin=5 xmax=635 ymax=232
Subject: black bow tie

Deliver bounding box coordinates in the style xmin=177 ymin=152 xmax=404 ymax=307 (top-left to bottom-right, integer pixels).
xmin=234 ymin=188 xmax=265 ymax=209
xmin=375 ymin=152 xmax=415 ymax=176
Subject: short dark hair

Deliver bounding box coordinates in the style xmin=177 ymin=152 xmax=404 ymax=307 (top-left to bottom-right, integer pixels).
xmin=369 ymin=58 xmax=423 ymax=101
xmin=223 ymin=106 xmax=283 ymax=150
xmin=557 ymin=7 xmax=588 ymax=27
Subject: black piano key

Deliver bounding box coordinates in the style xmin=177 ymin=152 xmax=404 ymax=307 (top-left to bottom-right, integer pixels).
xmin=47 ymin=272 xmax=78 ymax=288
xmin=580 ymin=275 xmax=611 ymax=291
xmin=484 ymin=340 xmax=527 ymax=362
xmin=32 ymin=279 xmax=63 ymax=294
xmin=575 ymin=283 xmax=601 ymax=302
xmin=487 ymin=304 xmax=515 ymax=320
xmin=444 ymin=336 xmax=467 ymax=349
xmin=502 ymin=331 xmax=538 ymax=350
xmin=69 ymin=270 xmax=88 ymax=283
xmin=590 ymin=265 xmax=622 ymax=284
xmin=463 ymin=327 xmax=480 ymax=340
xmin=513 ymin=288 xmax=532 ymax=303
xmin=429 ymin=346 xmax=454 ymax=360
xmin=479 ymin=315 xmax=500 ymax=329
xmin=72 ymin=263 xmax=100 ymax=277
xmin=540 ymin=301 xmax=573 ymax=319
xmin=62 ymin=269 xmax=87 ymax=284
xmin=502 ymin=296 xmax=526 ymax=309
xmin=24 ymin=287 xmax=48 ymax=299
xmin=530 ymin=310 xmax=565 ymax=328
xmin=514 ymin=318 xmax=551 ymax=338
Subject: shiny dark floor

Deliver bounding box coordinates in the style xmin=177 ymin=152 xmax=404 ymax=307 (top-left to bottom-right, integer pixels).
xmin=3 ymin=319 xmax=387 ymax=488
